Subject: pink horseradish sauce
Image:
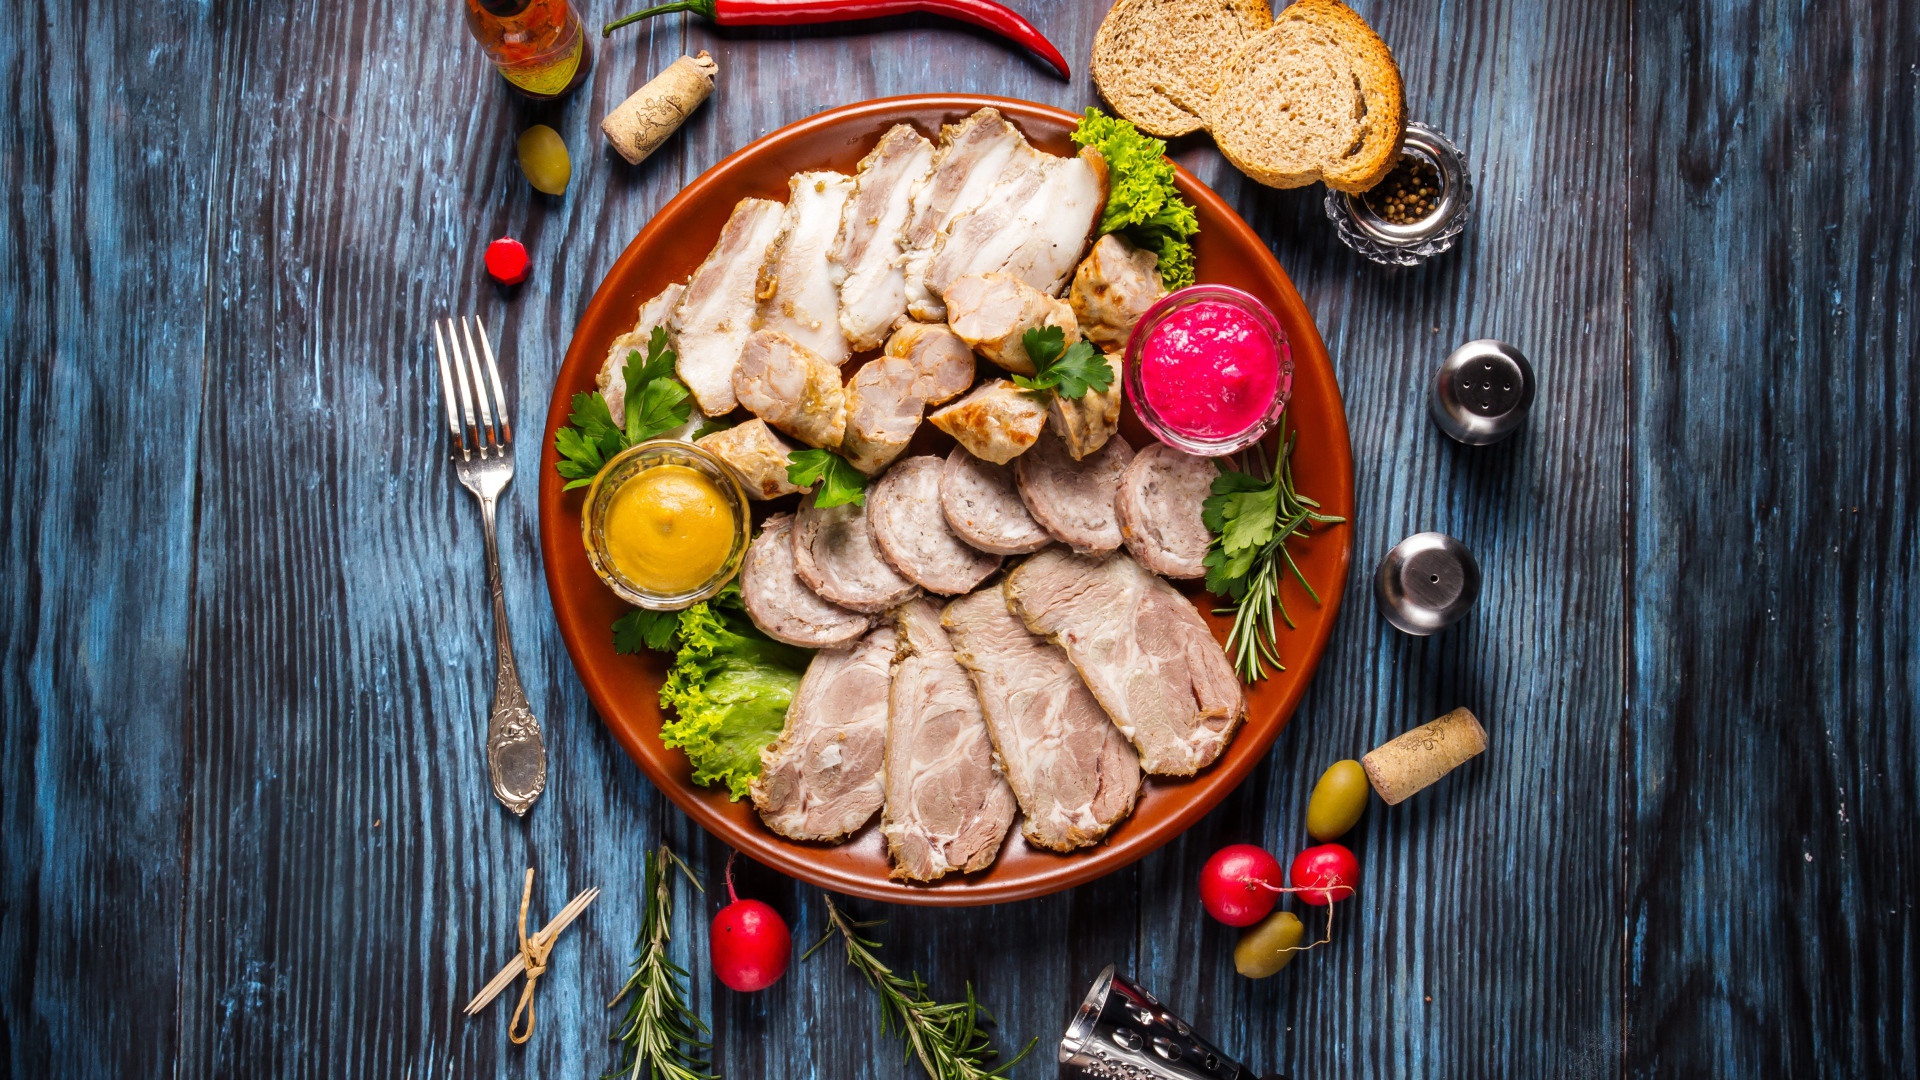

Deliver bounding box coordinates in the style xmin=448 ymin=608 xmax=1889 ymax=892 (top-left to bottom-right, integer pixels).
xmin=1138 ymin=299 xmax=1283 ymax=441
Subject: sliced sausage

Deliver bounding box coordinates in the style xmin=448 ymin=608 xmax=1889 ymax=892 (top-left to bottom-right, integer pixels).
xmin=840 ymin=356 xmax=922 ymax=476
xmin=886 ymin=322 xmax=976 ymax=406
xmin=1116 ymin=441 xmax=1216 ymax=579
xmin=944 ymin=272 xmax=1079 ymax=375
xmin=735 ymin=329 xmax=847 ymax=449
xmin=697 ymin=418 xmax=801 ymax=500
xmin=927 ymin=378 xmax=1048 ymax=464
xmin=940 ymin=445 xmax=1052 ymax=556
xmin=740 ymin=513 xmax=873 ymax=647
xmin=1015 ymin=430 xmax=1134 ymax=555
xmin=868 ymin=456 xmax=1004 ymax=594
xmin=791 ymin=492 xmax=923 ymax=613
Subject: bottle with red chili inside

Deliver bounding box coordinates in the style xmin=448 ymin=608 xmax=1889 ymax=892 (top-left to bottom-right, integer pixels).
xmin=465 ymin=0 xmax=593 ymax=101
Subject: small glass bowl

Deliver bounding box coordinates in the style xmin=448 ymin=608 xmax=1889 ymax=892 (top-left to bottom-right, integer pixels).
xmin=1324 ymin=122 xmax=1473 ymax=267
xmin=1123 ymin=284 xmax=1294 ymax=457
xmin=581 ymin=439 xmax=752 ymax=611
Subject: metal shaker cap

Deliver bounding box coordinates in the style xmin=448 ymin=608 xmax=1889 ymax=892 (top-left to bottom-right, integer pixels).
xmin=1431 ymin=339 xmax=1534 ymax=444
xmin=1375 ymin=532 xmax=1481 ymax=635
xmin=1060 ymin=966 xmax=1252 ymax=1080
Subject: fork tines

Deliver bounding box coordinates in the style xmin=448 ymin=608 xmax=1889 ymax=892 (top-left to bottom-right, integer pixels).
xmin=432 ymin=315 xmax=512 ymax=460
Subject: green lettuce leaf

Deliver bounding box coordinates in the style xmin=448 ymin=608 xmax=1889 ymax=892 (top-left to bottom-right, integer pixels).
xmin=1072 ymin=109 xmax=1201 ymax=289
xmin=655 ymin=584 xmax=812 ymax=800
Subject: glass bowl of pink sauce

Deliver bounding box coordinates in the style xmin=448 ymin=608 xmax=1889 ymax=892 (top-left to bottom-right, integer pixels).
xmin=1125 ymin=285 xmax=1293 ymax=456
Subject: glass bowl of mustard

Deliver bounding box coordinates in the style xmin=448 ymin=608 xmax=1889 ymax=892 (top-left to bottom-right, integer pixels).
xmin=581 ymin=439 xmax=752 ymax=611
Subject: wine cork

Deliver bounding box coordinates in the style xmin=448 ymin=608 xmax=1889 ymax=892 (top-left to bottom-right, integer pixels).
xmin=601 ymin=52 xmax=718 ymax=165
xmin=1362 ymin=707 xmax=1487 ymax=805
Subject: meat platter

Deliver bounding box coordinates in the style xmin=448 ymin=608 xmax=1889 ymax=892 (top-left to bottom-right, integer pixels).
xmin=540 ymin=95 xmax=1354 ymax=905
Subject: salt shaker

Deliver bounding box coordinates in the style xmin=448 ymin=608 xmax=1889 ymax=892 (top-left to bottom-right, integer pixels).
xmin=1374 ymin=532 xmax=1481 ymax=635
xmin=1430 ymin=339 xmax=1534 ymax=445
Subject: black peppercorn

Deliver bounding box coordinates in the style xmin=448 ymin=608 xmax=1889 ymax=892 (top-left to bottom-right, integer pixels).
xmin=1361 ymin=156 xmax=1443 ymax=226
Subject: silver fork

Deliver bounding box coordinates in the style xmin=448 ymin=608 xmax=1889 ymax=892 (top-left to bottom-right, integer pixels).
xmin=432 ymin=315 xmax=547 ymax=817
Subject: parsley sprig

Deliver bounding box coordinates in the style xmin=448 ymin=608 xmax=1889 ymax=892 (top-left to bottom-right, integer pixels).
xmin=806 ymin=896 xmax=1035 ymax=1080
xmin=606 ymin=844 xmax=714 ymax=1080
xmin=1202 ymin=416 xmax=1346 ymax=682
xmin=1010 ymin=325 xmax=1114 ymax=399
xmin=786 ymin=448 xmax=868 ymax=509
xmin=555 ymin=327 xmax=694 ymax=490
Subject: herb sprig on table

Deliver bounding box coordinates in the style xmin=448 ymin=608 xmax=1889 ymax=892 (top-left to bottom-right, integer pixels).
xmin=807 ymin=896 xmax=1035 ymax=1080
xmin=786 ymin=448 xmax=869 ymax=509
xmin=1203 ymin=416 xmax=1346 ymax=682
xmin=1013 ymin=325 xmax=1114 ymax=400
xmin=607 ymin=844 xmax=714 ymax=1080
xmin=555 ymin=327 xmax=695 ymax=490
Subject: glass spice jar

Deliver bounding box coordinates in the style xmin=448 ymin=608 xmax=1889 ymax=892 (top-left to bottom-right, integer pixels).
xmin=464 ymin=0 xmax=593 ymax=101
xmin=1324 ymin=122 xmax=1472 ymax=267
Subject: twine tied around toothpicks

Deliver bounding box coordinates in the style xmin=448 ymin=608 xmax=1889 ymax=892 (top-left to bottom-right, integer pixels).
xmin=463 ymin=869 xmax=600 ymax=1045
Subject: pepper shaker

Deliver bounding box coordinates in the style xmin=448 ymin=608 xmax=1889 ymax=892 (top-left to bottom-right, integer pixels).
xmin=1430 ymin=339 xmax=1534 ymax=445
xmin=1374 ymin=532 xmax=1480 ymax=635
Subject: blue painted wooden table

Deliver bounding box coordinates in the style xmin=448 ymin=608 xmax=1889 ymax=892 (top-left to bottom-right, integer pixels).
xmin=2 ymin=1 xmax=1914 ymax=1077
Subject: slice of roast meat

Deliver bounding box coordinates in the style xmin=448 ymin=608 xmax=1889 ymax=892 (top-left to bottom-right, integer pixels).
xmin=740 ymin=512 xmax=872 ymax=648
xmin=696 ymin=418 xmax=802 ymax=500
xmin=791 ymin=492 xmax=922 ymax=614
xmin=598 ymin=281 xmax=685 ymax=418
xmin=670 ymin=197 xmax=786 ymax=416
xmin=924 ymin=147 xmax=1108 ymax=303
xmin=758 ymin=171 xmax=856 ymax=365
xmin=734 ymin=329 xmax=847 ymax=449
xmin=867 ymin=455 xmax=1004 ymax=595
xmin=886 ymin=322 xmax=975 ymax=405
xmin=881 ymin=598 xmax=1017 ymax=882
xmin=1015 ymin=430 xmax=1134 ymax=554
xmin=832 ymin=125 xmax=936 ymax=350
xmin=902 ymin=109 xmax=1027 ymax=321
xmin=940 ymin=445 xmax=1051 ymax=555
xmin=750 ymin=625 xmax=895 ymax=841
xmin=1005 ymin=548 xmax=1244 ymax=776
xmin=840 ymin=356 xmax=923 ymax=476
xmin=927 ymin=379 xmax=1048 ymax=464
xmin=943 ymin=590 xmax=1140 ymax=852
xmin=1069 ymin=233 xmax=1166 ymax=350
xmin=944 ymin=272 xmax=1080 ymax=376
xmin=1046 ymin=350 xmax=1123 ymax=460
xmin=1116 ymin=441 xmax=1215 ymax=579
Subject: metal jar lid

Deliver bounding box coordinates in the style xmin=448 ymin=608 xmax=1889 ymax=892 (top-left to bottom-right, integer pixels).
xmin=1430 ymin=339 xmax=1535 ymax=444
xmin=1324 ymin=122 xmax=1473 ymax=266
xmin=1375 ymin=532 xmax=1481 ymax=635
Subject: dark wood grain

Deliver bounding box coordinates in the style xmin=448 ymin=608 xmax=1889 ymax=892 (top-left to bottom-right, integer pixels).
xmin=1625 ymin=0 xmax=1920 ymax=1076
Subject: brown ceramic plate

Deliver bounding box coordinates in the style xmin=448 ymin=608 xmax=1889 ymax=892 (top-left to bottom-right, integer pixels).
xmin=540 ymin=95 xmax=1353 ymax=905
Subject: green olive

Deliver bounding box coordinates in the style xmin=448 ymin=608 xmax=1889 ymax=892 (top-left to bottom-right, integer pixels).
xmin=1306 ymin=759 xmax=1370 ymax=841
xmin=517 ymin=125 xmax=571 ymax=195
xmin=1234 ymin=910 xmax=1305 ymax=978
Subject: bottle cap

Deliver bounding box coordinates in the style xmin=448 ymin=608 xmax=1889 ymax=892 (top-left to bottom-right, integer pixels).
xmin=1431 ymin=339 xmax=1533 ymax=444
xmin=1375 ymin=532 xmax=1480 ymax=635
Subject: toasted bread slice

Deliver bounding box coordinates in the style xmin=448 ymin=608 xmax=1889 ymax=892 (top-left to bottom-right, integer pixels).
xmin=1091 ymin=0 xmax=1275 ymax=138
xmin=1202 ymin=0 xmax=1405 ymax=192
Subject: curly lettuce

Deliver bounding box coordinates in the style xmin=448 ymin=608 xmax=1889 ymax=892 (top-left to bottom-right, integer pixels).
xmin=624 ymin=583 xmax=812 ymax=800
xmin=1072 ymin=109 xmax=1201 ymax=289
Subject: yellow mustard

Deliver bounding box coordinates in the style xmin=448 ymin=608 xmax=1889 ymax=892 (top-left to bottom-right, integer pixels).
xmin=602 ymin=464 xmax=735 ymax=595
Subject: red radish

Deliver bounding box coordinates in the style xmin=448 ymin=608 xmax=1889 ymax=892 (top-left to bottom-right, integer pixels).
xmin=710 ymin=852 xmax=791 ymax=991
xmin=484 ymin=236 xmax=529 ymax=285
xmin=1199 ymin=844 xmax=1285 ymax=926
xmin=1289 ymin=843 xmax=1360 ymax=906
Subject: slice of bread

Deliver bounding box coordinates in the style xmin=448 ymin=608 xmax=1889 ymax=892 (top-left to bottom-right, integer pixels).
xmin=1091 ymin=0 xmax=1275 ymax=138
xmin=1201 ymin=0 xmax=1406 ymax=192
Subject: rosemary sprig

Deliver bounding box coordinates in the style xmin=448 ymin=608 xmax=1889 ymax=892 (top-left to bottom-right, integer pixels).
xmin=607 ymin=845 xmax=715 ymax=1080
xmin=1201 ymin=415 xmax=1346 ymax=682
xmin=805 ymin=896 xmax=1036 ymax=1080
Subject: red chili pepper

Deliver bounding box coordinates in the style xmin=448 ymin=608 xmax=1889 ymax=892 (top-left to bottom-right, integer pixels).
xmin=603 ymin=0 xmax=1069 ymax=81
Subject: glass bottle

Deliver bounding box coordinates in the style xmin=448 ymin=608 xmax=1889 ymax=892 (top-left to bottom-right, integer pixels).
xmin=464 ymin=0 xmax=593 ymax=101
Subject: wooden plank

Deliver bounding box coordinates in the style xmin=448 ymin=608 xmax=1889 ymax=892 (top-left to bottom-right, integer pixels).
xmin=0 ymin=2 xmax=223 ymax=1076
xmin=1625 ymin=0 xmax=1920 ymax=1075
xmin=1132 ymin=0 xmax=1628 ymax=1075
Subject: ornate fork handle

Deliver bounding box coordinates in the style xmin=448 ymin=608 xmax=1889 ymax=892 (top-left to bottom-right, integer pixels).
xmin=479 ymin=492 xmax=547 ymax=816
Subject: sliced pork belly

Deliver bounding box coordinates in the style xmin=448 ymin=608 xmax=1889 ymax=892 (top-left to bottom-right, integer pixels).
xmin=696 ymin=418 xmax=802 ymax=500
xmin=832 ymin=125 xmax=936 ymax=350
xmin=924 ymin=147 xmax=1108 ymax=303
xmin=791 ymin=492 xmax=922 ymax=614
xmin=1016 ymin=431 xmax=1134 ymax=554
xmin=927 ymin=379 xmax=1048 ymax=465
xmin=1069 ymin=233 xmax=1166 ymax=351
xmin=597 ymin=282 xmax=685 ymax=418
xmin=943 ymin=589 xmax=1140 ymax=852
xmin=1046 ymin=351 xmax=1123 ymax=460
xmin=1116 ymin=442 xmax=1215 ymax=579
xmin=735 ymin=329 xmax=847 ymax=449
xmin=740 ymin=512 xmax=871 ymax=648
xmin=751 ymin=626 xmax=895 ymax=841
xmin=758 ymin=171 xmax=856 ymax=365
xmin=886 ymin=322 xmax=975 ymax=405
xmin=868 ymin=455 xmax=1004 ymax=595
xmin=944 ymin=273 xmax=1080 ymax=376
xmin=671 ymin=198 xmax=786 ymax=416
xmin=882 ymin=598 xmax=1017 ymax=881
xmin=1005 ymin=548 xmax=1244 ymax=776
xmin=902 ymin=109 xmax=1027 ymax=321
xmin=940 ymin=445 xmax=1052 ymax=555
